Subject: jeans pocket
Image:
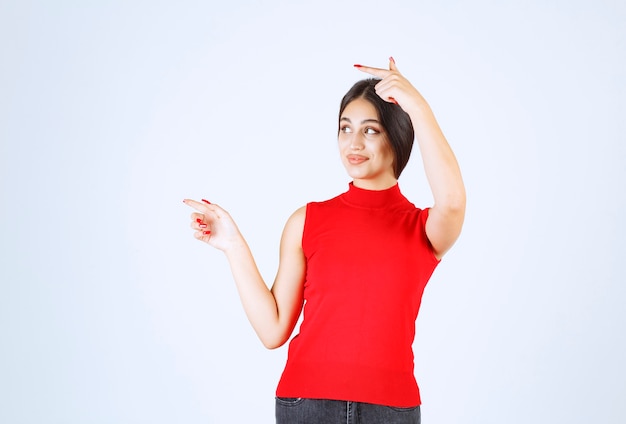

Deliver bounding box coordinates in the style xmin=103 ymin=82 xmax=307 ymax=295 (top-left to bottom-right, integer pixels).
xmin=387 ymin=405 xmax=420 ymax=412
xmin=275 ymin=397 xmax=304 ymax=407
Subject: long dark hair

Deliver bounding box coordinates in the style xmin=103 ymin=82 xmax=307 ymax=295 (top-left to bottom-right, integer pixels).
xmin=338 ymin=79 xmax=414 ymax=179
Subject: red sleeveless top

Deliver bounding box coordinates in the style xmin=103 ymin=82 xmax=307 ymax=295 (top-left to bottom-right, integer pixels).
xmin=276 ymin=182 xmax=440 ymax=407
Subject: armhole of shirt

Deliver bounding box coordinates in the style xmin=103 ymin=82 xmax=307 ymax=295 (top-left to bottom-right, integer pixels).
xmin=302 ymin=202 xmax=314 ymax=254
xmin=421 ymin=207 xmax=442 ymax=265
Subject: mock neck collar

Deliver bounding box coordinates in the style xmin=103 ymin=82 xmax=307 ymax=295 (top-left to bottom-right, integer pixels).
xmin=341 ymin=182 xmax=405 ymax=209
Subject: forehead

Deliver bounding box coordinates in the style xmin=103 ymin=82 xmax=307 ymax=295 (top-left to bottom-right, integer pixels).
xmin=341 ymin=97 xmax=378 ymax=120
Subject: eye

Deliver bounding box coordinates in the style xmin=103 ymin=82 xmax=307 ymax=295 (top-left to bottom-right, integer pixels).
xmin=340 ymin=125 xmax=353 ymax=134
xmin=364 ymin=127 xmax=380 ymax=135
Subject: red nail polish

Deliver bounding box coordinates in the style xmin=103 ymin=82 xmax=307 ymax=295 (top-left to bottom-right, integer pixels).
xmin=196 ymin=218 xmax=203 ymax=223
xmin=353 ymin=64 xmax=362 ymax=68
xmin=199 ymin=224 xmax=207 ymax=229
xmin=202 ymin=199 xmax=211 ymax=204
xmin=203 ymin=230 xmax=211 ymax=235
xmin=389 ymin=96 xmax=399 ymax=105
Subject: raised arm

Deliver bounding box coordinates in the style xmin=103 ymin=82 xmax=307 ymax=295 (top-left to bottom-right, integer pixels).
xmin=183 ymin=199 xmax=307 ymax=349
xmin=356 ymin=58 xmax=466 ymax=259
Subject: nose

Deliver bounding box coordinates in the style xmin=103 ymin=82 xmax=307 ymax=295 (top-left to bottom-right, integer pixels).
xmin=350 ymin=133 xmax=364 ymax=150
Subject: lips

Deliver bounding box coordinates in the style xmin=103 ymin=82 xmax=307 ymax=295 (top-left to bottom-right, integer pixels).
xmin=347 ymin=154 xmax=368 ymax=164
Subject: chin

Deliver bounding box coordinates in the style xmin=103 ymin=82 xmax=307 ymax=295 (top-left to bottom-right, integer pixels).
xmin=346 ymin=171 xmax=369 ymax=180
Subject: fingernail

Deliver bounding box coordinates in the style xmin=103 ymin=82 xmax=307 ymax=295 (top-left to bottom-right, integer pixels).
xmin=202 ymin=199 xmax=211 ymax=204
xmin=199 ymin=224 xmax=207 ymax=229
xmin=353 ymin=64 xmax=362 ymax=68
xmin=196 ymin=218 xmax=203 ymax=223
xmin=389 ymin=96 xmax=398 ymax=105
xmin=203 ymin=231 xmax=211 ymax=235
xmin=389 ymin=56 xmax=395 ymax=63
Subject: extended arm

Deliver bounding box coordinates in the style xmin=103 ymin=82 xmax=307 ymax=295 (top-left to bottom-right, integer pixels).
xmin=356 ymin=58 xmax=466 ymax=258
xmin=184 ymin=200 xmax=307 ymax=348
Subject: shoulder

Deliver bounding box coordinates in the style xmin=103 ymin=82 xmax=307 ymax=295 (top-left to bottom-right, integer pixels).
xmin=290 ymin=205 xmax=307 ymax=221
xmin=282 ymin=206 xmax=307 ymax=242
xmin=307 ymin=192 xmax=346 ymax=211
xmin=284 ymin=191 xmax=344 ymax=234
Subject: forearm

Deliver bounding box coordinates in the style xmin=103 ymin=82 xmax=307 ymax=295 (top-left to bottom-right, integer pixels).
xmin=223 ymin=240 xmax=281 ymax=347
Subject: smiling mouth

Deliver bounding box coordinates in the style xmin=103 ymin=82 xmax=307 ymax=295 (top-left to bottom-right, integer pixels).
xmin=347 ymin=155 xmax=368 ymax=164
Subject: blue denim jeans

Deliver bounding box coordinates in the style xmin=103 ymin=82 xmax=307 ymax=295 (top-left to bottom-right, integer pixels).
xmin=275 ymin=397 xmax=420 ymax=424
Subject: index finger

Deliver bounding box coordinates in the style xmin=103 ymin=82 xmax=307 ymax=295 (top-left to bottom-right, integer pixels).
xmin=354 ymin=64 xmax=390 ymax=78
xmin=183 ymin=198 xmax=211 ymax=212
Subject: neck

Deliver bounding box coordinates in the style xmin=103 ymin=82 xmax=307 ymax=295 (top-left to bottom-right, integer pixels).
xmin=352 ymin=176 xmax=398 ymax=191
xmin=342 ymin=181 xmax=405 ymax=209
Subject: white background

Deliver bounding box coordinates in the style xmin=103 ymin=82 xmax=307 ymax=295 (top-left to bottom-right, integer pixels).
xmin=1 ymin=0 xmax=624 ymax=422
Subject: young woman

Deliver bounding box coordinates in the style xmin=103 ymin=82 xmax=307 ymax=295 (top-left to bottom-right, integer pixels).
xmin=184 ymin=58 xmax=465 ymax=423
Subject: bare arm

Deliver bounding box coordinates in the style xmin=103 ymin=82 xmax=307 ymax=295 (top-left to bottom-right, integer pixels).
xmin=409 ymin=102 xmax=465 ymax=259
xmin=356 ymin=58 xmax=466 ymax=259
xmin=184 ymin=199 xmax=306 ymax=349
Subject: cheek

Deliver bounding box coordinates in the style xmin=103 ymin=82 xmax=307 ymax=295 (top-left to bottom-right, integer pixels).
xmin=380 ymin=144 xmax=395 ymax=168
xmin=372 ymin=139 xmax=393 ymax=160
xmin=337 ymin=135 xmax=351 ymax=149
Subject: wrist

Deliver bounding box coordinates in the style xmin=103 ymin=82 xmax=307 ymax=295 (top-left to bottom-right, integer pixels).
xmin=404 ymin=97 xmax=432 ymax=118
xmin=223 ymin=236 xmax=249 ymax=257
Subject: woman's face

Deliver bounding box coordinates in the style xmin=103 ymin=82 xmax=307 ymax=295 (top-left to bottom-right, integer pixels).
xmin=338 ymin=98 xmax=396 ymax=190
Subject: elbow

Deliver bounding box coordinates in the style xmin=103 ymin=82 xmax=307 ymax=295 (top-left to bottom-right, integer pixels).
xmin=256 ymin=310 xmax=301 ymax=350
xmin=263 ymin=342 xmax=283 ymax=350
xmin=261 ymin=339 xmax=286 ymax=350
xmin=450 ymin=195 xmax=466 ymax=217
xmin=439 ymin=190 xmax=466 ymax=217
xmin=259 ymin=333 xmax=289 ymax=350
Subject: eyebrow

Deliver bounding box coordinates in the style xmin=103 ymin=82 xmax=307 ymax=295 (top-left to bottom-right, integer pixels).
xmin=340 ymin=117 xmax=381 ymax=124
